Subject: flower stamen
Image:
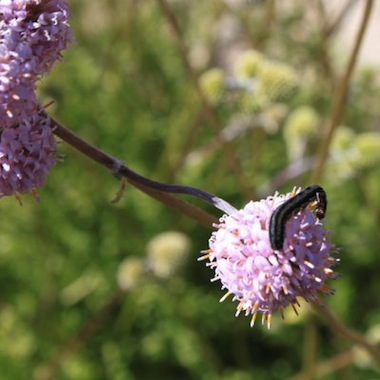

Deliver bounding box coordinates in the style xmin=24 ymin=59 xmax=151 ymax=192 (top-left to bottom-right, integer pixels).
xmin=198 ymin=249 xmax=212 ymax=261
xmin=304 ymin=260 xmax=315 ymax=269
xmin=250 ymin=312 xmax=258 ymax=327
xmin=219 ymin=291 xmax=232 ymax=303
xmin=267 ymin=313 xmax=272 ymax=329
xmin=235 ymin=303 xmax=244 ymax=317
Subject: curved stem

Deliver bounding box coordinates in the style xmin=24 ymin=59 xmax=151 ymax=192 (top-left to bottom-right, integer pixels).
xmin=34 ymin=290 xmax=124 ymax=380
xmin=291 ymin=349 xmax=354 ymax=380
xmin=301 ymin=320 xmax=318 ymax=379
xmin=313 ymin=304 xmax=380 ymax=364
xmin=50 ymin=116 xmax=236 ymax=227
xmin=155 ymin=0 xmax=254 ymax=201
xmin=312 ymin=0 xmax=374 ymax=183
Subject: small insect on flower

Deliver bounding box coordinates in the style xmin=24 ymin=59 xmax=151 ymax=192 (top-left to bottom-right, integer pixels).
xmin=269 ymin=185 xmax=327 ymax=250
xmin=199 ymin=187 xmax=338 ymax=329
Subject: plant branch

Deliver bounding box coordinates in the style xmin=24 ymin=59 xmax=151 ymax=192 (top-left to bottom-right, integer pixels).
xmin=313 ymin=304 xmax=380 ymax=364
xmin=155 ymin=0 xmax=254 ymax=201
xmin=50 ymin=116 xmax=233 ymax=228
xmin=312 ymin=0 xmax=374 ymax=183
xmin=34 ymin=290 xmax=124 ymax=380
xmin=291 ymin=349 xmax=354 ymax=380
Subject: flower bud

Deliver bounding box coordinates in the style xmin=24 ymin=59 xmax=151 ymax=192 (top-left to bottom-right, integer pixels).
xmin=355 ymin=132 xmax=380 ymax=168
xmin=257 ymin=61 xmax=298 ymax=102
xmin=234 ymin=50 xmax=263 ymax=79
xmin=199 ymin=68 xmax=225 ymax=104
xmin=117 ymin=257 xmax=146 ymax=291
xmin=283 ymin=106 xmax=319 ymax=161
xmin=147 ymin=231 xmax=191 ymax=280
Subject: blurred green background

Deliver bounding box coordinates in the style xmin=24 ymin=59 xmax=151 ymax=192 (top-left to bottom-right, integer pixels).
xmin=1 ymin=1 xmax=380 ymax=379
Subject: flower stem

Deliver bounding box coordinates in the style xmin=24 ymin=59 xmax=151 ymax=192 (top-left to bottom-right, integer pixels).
xmin=312 ymin=0 xmax=374 ymax=183
xmin=50 ymin=117 xmax=236 ymax=227
xmin=155 ymin=0 xmax=254 ymax=201
xmin=313 ymin=304 xmax=380 ymax=364
xmin=34 ymin=290 xmax=124 ymax=380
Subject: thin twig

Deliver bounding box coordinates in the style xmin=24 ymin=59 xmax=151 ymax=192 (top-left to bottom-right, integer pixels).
xmin=50 ymin=117 xmax=225 ymax=227
xmin=155 ymin=0 xmax=254 ymax=201
xmin=313 ymin=304 xmax=380 ymax=364
xmin=34 ymin=290 xmax=124 ymax=380
xmin=184 ymin=115 xmax=262 ymax=166
xmin=265 ymin=156 xmax=316 ymax=194
xmin=169 ymin=103 xmax=206 ymax=181
xmin=312 ymin=0 xmax=374 ymax=183
xmin=313 ymin=0 xmax=337 ymax=84
xmin=324 ymin=0 xmax=357 ymax=38
xmin=301 ymin=320 xmax=318 ymax=379
xmin=291 ymin=349 xmax=354 ymax=380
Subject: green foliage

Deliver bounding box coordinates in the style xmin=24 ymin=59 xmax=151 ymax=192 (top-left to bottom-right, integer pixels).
xmin=1 ymin=1 xmax=380 ymax=379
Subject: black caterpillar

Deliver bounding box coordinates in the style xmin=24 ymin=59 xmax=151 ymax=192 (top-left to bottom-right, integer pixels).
xmin=269 ymin=185 xmax=327 ymax=250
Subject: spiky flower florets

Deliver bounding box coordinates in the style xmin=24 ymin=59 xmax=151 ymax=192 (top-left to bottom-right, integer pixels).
xmin=0 ymin=0 xmax=72 ymax=197
xmin=1 ymin=0 xmax=72 ymax=127
xmin=200 ymin=188 xmax=338 ymax=328
xmin=0 ymin=104 xmax=56 ymax=196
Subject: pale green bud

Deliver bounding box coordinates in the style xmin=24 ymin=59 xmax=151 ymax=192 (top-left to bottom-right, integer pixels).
xmin=257 ymin=61 xmax=298 ymax=102
xmin=117 ymin=257 xmax=145 ymax=291
xmin=147 ymin=231 xmax=191 ymax=279
xmin=331 ymin=126 xmax=356 ymax=153
xmin=234 ymin=50 xmax=263 ymax=79
xmin=284 ymin=106 xmax=319 ymax=138
xmin=199 ymin=68 xmax=225 ymax=104
xmin=327 ymin=126 xmax=357 ymax=181
xmin=261 ymin=103 xmax=288 ymax=134
xmin=283 ymin=106 xmax=319 ymax=160
xmin=354 ymin=132 xmax=380 ymax=168
xmin=238 ymin=91 xmax=269 ymax=114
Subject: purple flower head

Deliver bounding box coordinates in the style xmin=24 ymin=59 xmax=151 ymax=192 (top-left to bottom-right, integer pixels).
xmin=1 ymin=0 xmax=72 ymax=127
xmin=0 ymin=0 xmax=72 ymax=73
xmin=0 ymin=103 xmax=56 ymax=196
xmin=23 ymin=0 xmax=73 ymax=73
xmin=201 ymin=187 xmax=338 ymax=329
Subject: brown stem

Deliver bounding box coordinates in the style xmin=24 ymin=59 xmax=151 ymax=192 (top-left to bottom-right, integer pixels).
xmin=51 ymin=117 xmax=219 ymax=228
xmin=34 ymin=290 xmax=124 ymax=380
xmin=324 ymin=0 xmax=357 ymax=38
xmin=311 ymin=0 xmax=374 ymax=183
xmin=313 ymin=304 xmax=380 ymax=364
xmin=301 ymin=320 xmax=318 ymax=379
xmin=291 ymin=349 xmax=354 ymax=380
xmin=155 ymin=0 xmax=254 ymax=201
xmin=168 ymin=104 xmax=206 ymax=181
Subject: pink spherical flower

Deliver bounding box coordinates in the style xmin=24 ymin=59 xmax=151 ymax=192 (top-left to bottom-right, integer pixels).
xmin=200 ymin=187 xmax=338 ymax=328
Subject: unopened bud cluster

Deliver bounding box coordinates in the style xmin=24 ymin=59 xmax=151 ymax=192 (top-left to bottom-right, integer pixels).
xmin=200 ymin=49 xmax=298 ymax=113
xmin=116 ymin=231 xmax=191 ymax=291
xmin=283 ymin=106 xmax=319 ymax=161
xmin=328 ymin=126 xmax=380 ymax=182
